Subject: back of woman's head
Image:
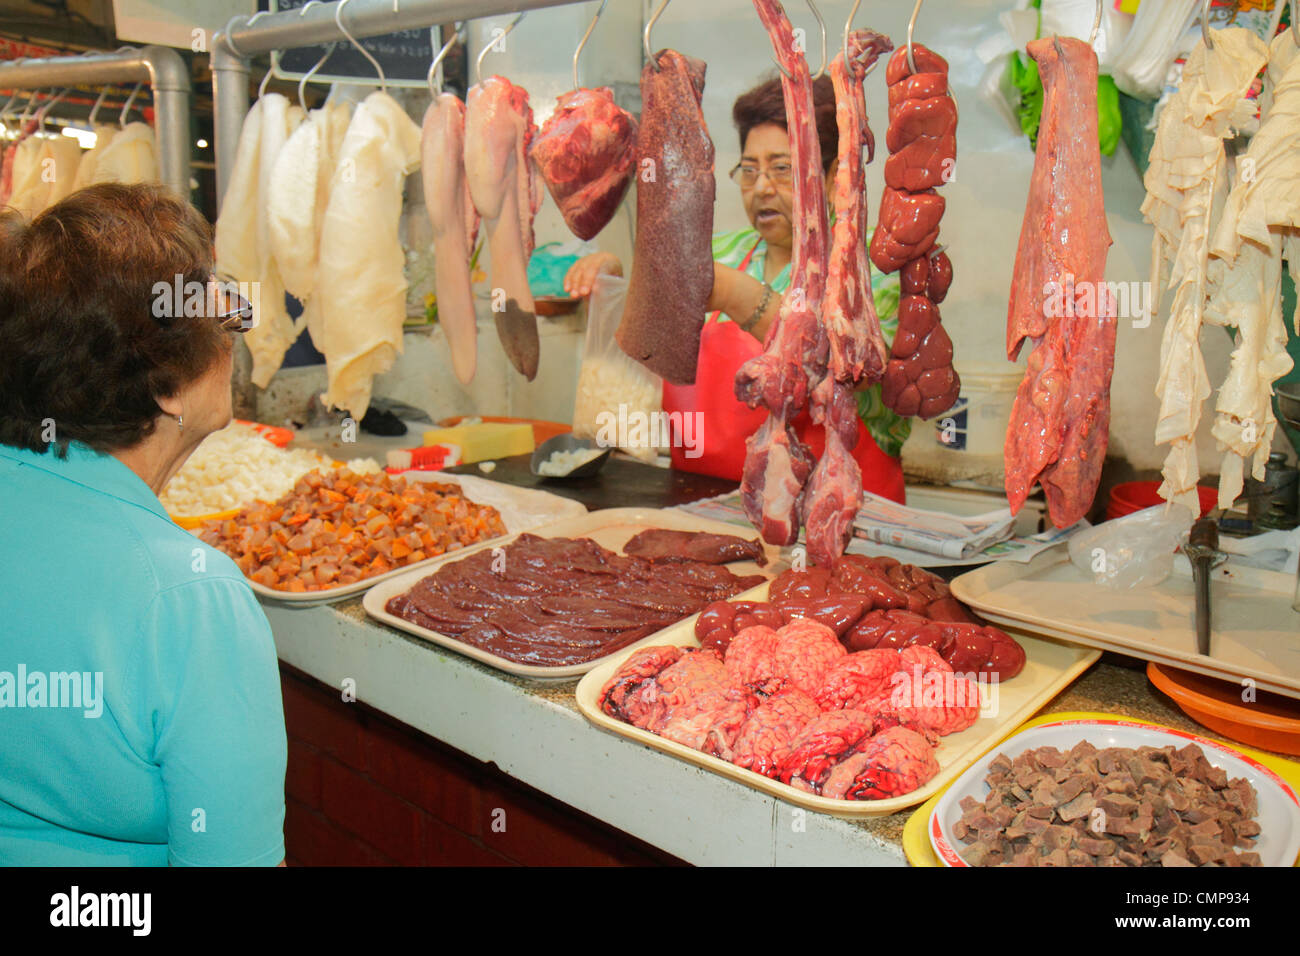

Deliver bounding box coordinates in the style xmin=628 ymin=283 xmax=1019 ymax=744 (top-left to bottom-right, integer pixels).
xmin=0 ymin=183 xmax=220 ymax=456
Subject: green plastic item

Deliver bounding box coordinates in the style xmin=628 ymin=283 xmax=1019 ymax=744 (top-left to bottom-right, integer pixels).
xmin=527 ymin=242 xmax=580 ymax=298
xmin=1011 ymin=0 xmax=1121 ymax=155
xmin=1012 ymin=52 xmax=1121 ymax=155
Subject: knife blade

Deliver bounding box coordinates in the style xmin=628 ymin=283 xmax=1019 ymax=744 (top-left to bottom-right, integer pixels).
xmin=1185 ymin=516 xmax=1221 ymax=656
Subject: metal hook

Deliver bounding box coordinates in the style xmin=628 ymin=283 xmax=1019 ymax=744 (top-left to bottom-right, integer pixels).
xmin=259 ymin=65 xmax=274 ymax=99
xmin=120 ymin=82 xmax=143 ymax=127
xmin=767 ymin=0 xmax=826 ymax=80
xmin=1292 ymin=0 xmax=1298 ymax=43
xmin=18 ymin=88 xmax=44 ymax=125
xmin=428 ymin=23 xmax=461 ymax=97
xmin=573 ymin=0 xmax=607 ymax=90
xmin=36 ymin=88 xmax=70 ymax=129
xmin=289 ymin=2 xmax=331 ymax=111
xmin=299 ymin=43 xmax=337 ymax=112
xmin=842 ymin=0 xmax=861 ymax=70
xmin=221 ymin=10 xmax=268 ymax=60
xmin=0 ymin=81 xmax=30 ymax=124
xmin=475 ymin=12 xmax=525 ymax=85
xmin=807 ymin=0 xmax=827 ymax=80
xmin=1089 ymin=0 xmax=1103 ymax=47
xmin=907 ymin=0 xmax=923 ymax=73
xmin=1201 ymin=0 xmax=1214 ymax=50
xmin=87 ymin=87 xmax=110 ymax=126
xmin=645 ymin=0 xmax=670 ymax=72
xmin=336 ymin=0 xmax=387 ymax=93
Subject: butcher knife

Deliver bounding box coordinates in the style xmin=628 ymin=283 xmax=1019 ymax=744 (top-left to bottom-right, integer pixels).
xmin=1184 ymin=516 xmax=1226 ymax=656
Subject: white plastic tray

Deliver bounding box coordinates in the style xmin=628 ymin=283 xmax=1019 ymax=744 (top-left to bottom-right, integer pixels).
xmin=574 ymin=582 xmax=1101 ymax=817
xmin=363 ymin=507 xmax=779 ymax=678
xmin=950 ymin=548 xmax=1300 ymax=700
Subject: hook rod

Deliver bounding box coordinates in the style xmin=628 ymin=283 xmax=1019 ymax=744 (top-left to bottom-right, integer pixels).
xmin=907 ymin=0 xmax=923 ymax=73
xmin=336 ymin=0 xmax=387 ymax=93
xmin=428 ymin=23 xmax=460 ymax=96
xmin=476 ymin=12 xmax=525 ymax=85
xmin=573 ymin=0 xmax=607 ymax=90
xmin=645 ymin=0 xmax=670 ymax=71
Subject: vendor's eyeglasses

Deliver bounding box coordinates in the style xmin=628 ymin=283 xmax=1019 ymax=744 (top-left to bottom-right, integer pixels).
xmin=209 ymin=275 xmax=254 ymax=332
xmin=729 ymin=161 xmax=794 ymax=187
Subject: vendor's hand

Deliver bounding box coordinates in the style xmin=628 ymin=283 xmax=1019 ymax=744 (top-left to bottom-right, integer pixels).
xmin=564 ymin=252 xmax=623 ymax=297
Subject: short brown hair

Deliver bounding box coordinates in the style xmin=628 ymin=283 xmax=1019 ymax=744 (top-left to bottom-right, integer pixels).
xmin=0 ymin=183 xmax=221 ymax=456
xmin=732 ymin=73 xmax=837 ymax=174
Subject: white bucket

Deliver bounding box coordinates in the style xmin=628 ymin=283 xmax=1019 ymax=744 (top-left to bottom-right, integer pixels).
xmin=930 ymin=364 xmax=1022 ymax=459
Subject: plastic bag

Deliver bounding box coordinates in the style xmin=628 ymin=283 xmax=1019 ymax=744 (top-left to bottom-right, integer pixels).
xmin=1068 ymin=503 xmax=1195 ymax=589
xmin=572 ymin=274 xmax=662 ymax=463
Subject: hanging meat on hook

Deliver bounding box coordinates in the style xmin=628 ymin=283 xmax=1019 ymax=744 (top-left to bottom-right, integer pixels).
xmin=465 ymin=75 xmax=543 ymax=381
xmin=870 ymin=43 xmax=960 ymax=421
xmin=423 ymin=93 xmax=481 ymax=385
xmin=531 ymin=87 xmax=638 ymax=240
xmin=735 ymin=0 xmax=831 ymax=547
xmin=802 ymin=28 xmax=893 ymax=569
xmin=617 ymin=49 xmax=716 ymax=385
xmin=1004 ymin=36 xmax=1116 ymax=527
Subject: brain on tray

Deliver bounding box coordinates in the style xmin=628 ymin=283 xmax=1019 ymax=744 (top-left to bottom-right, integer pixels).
xmin=599 ymin=610 xmax=986 ymax=801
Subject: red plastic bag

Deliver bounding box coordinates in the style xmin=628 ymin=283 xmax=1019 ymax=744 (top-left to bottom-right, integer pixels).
xmin=662 ymin=316 xmax=906 ymax=503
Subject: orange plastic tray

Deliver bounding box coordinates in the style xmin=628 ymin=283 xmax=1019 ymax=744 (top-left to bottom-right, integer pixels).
xmin=1148 ymin=662 xmax=1300 ymax=757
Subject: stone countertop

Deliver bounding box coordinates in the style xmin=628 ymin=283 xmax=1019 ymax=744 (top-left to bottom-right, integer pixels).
xmin=276 ymin=595 xmax=1291 ymax=865
xmin=267 ymin=464 xmax=1294 ymax=864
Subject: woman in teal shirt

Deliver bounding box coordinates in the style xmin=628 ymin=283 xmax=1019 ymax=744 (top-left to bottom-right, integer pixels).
xmin=0 ymin=184 xmax=286 ymax=866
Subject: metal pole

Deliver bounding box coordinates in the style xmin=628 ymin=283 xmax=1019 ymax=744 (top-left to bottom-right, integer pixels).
xmin=210 ymin=40 xmax=250 ymax=209
xmin=0 ymin=46 xmax=192 ymax=200
xmin=220 ymin=0 xmax=574 ymax=55
xmin=211 ymin=0 xmax=579 ymax=202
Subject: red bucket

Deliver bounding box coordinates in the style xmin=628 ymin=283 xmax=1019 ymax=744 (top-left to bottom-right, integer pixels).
xmin=1106 ymin=481 xmax=1217 ymax=521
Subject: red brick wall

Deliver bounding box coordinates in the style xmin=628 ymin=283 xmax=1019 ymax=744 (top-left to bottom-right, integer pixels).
xmin=280 ymin=665 xmax=685 ymax=866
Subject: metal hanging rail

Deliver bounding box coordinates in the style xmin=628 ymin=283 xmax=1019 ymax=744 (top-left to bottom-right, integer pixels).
xmin=211 ymin=0 xmax=578 ymax=205
xmin=0 ymin=46 xmax=191 ymax=199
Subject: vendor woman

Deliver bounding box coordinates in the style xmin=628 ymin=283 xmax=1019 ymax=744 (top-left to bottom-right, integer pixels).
xmin=565 ymin=74 xmax=908 ymax=503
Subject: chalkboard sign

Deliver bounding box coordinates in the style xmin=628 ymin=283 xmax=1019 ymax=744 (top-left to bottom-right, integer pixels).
xmin=270 ymin=0 xmax=442 ymax=88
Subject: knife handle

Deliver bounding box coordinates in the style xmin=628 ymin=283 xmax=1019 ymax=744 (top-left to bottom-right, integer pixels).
xmin=1188 ymin=516 xmax=1218 ymax=554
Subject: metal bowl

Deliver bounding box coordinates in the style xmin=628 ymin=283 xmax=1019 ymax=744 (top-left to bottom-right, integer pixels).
xmin=529 ymin=433 xmax=612 ymax=479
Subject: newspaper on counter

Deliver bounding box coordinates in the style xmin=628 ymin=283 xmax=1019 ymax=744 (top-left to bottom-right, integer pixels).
xmin=675 ymin=491 xmax=1088 ymax=567
xmin=850 ymin=492 xmax=1014 ymax=559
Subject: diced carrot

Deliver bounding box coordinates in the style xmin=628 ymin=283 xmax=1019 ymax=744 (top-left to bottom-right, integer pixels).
xmin=391 ymin=538 xmax=412 ymax=559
